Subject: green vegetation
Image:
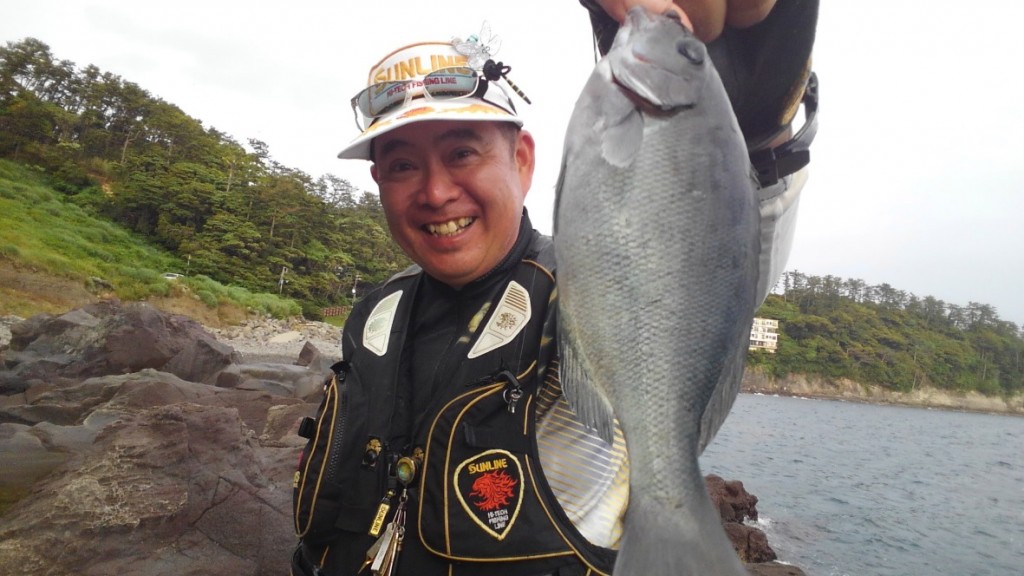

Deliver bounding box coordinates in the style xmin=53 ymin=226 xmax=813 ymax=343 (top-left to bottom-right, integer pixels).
xmin=1 ymin=161 xmax=174 ymax=290
xmin=751 ymin=272 xmax=1024 ymax=397
xmin=0 ymin=160 xmax=300 ymax=317
xmin=3 ymin=38 xmax=1022 ymax=398
xmin=0 ymin=37 xmax=410 ymax=318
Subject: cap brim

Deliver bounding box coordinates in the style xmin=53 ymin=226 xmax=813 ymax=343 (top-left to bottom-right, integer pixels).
xmin=337 ymin=98 xmax=523 ymax=160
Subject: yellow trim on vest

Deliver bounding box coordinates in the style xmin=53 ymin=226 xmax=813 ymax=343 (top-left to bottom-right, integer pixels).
xmin=419 ymin=381 xmax=579 ymax=564
xmin=294 ymin=376 xmax=340 ymax=537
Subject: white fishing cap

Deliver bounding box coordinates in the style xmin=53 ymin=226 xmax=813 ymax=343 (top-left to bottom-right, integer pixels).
xmin=337 ymin=41 xmax=524 ymax=160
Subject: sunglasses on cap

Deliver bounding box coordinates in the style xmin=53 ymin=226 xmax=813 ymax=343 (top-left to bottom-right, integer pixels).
xmin=350 ymin=60 xmax=529 ymax=132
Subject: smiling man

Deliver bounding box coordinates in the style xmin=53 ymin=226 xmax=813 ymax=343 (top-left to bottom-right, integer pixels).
xmin=290 ymin=1 xmax=816 ymax=574
xmin=292 ymin=37 xmax=629 ymax=576
xmin=371 ymin=120 xmax=535 ymax=289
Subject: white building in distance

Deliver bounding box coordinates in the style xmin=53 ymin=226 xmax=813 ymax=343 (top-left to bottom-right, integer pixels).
xmin=749 ymin=317 xmax=779 ymax=353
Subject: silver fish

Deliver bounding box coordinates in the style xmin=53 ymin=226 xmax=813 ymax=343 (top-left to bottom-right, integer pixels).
xmin=554 ymin=7 xmax=760 ymax=575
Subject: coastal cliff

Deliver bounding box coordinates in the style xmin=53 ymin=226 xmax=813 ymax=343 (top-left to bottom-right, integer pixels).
xmin=742 ymin=367 xmax=1024 ymax=416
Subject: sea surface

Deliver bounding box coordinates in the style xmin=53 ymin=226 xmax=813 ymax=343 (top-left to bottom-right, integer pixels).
xmin=699 ymin=393 xmax=1024 ymax=576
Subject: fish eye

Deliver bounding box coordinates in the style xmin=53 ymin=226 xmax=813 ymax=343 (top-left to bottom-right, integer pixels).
xmin=676 ymin=39 xmax=704 ymax=65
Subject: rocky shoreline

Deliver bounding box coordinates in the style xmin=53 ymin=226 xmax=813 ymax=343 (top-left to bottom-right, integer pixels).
xmin=742 ymin=367 xmax=1024 ymax=416
xmin=0 ymin=302 xmax=804 ymax=575
xmin=204 ymin=315 xmax=343 ymax=364
xmin=8 ymin=311 xmax=1009 ymax=417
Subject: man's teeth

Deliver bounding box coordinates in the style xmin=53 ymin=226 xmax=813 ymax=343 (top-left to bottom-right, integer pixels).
xmin=427 ymin=217 xmax=474 ymax=237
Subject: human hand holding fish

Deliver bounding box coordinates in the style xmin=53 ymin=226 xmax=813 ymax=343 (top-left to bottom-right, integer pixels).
xmin=555 ymin=6 xmax=760 ymax=576
xmin=593 ymin=0 xmax=777 ymax=41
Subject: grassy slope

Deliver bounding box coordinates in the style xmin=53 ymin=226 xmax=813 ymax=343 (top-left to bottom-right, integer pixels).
xmin=0 ymin=160 xmax=298 ymax=324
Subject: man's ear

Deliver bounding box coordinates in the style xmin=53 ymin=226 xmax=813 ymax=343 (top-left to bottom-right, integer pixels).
xmin=515 ymin=129 xmax=536 ymax=196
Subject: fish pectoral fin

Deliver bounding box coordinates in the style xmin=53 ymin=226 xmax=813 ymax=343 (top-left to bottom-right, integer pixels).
xmin=558 ymin=325 xmax=617 ymax=445
xmin=600 ymin=107 xmax=643 ymax=168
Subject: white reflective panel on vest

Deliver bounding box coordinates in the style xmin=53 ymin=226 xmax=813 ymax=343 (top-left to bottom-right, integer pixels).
xmin=467 ymin=281 xmax=531 ymax=359
xmin=363 ymin=290 xmax=403 ymax=356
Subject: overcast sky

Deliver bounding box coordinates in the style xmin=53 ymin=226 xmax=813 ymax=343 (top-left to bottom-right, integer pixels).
xmin=4 ymin=1 xmax=1023 ymax=326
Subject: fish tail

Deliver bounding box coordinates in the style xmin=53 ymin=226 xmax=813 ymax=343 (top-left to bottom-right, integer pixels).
xmin=614 ymin=484 xmax=747 ymax=575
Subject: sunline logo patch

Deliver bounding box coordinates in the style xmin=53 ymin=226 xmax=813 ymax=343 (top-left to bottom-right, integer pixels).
xmin=453 ymin=449 xmax=525 ymax=540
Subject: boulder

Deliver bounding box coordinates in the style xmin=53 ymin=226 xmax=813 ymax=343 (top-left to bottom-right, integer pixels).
xmin=707 ymin=473 xmax=761 ymax=523
xmin=725 ymin=521 xmax=778 ymax=563
xmin=162 ymin=337 xmax=241 ymax=385
xmin=297 ymin=341 xmax=335 ymax=375
xmin=0 ymin=402 xmax=297 ymax=575
xmin=0 ymin=353 xmax=75 ymax=394
xmin=217 ymin=362 xmax=326 ymax=401
xmin=707 ymin=474 xmax=779 ymax=564
xmin=94 ymin=370 xmax=304 ymax=435
xmin=2 ymin=300 xmax=217 ymax=385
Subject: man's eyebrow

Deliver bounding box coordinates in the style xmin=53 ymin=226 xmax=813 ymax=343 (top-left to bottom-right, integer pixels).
xmin=376 ymin=127 xmax=485 ymax=159
xmin=377 ymin=138 xmax=411 ymax=159
xmin=434 ymin=127 xmax=484 ymax=145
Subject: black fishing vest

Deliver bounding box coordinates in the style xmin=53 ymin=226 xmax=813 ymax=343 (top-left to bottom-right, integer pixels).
xmin=293 ymin=233 xmax=616 ymax=576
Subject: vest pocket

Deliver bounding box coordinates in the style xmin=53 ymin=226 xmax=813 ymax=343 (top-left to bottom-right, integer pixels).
xmin=293 ymin=368 xmax=351 ymax=544
xmin=418 ymin=382 xmax=579 ymax=563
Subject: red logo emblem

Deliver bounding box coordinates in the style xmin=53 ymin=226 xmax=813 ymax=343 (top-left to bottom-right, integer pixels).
xmin=470 ymin=470 xmax=518 ymax=511
xmin=455 ymin=449 xmax=524 ymax=540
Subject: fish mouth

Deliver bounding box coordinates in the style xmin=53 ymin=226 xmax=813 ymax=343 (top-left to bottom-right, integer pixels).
xmin=425 ymin=217 xmax=475 ymax=237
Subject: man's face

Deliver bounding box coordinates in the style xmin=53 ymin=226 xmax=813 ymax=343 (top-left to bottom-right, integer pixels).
xmin=370 ymin=120 xmax=535 ymax=288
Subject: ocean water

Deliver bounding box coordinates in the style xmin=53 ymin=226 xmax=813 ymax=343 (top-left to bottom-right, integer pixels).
xmin=699 ymin=394 xmax=1024 ymax=576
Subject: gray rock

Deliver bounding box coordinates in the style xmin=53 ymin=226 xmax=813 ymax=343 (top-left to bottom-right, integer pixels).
xmin=217 ymin=362 xmax=326 ymax=401
xmin=0 ymin=402 xmax=295 ymax=575
xmin=0 ymin=392 xmax=25 ymax=407
xmin=162 ymin=336 xmax=241 ymax=385
xmin=262 ymin=403 xmax=318 ymax=445
xmin=2 ymin=300 xmax=216 ymax=385
xmin=30 ymin=420 xmax=104 ymax=452
xmin=0 ymin=354 xmax=75 ymax=394
xmin=0 ymin=422 xmax=70 ymax=486
xmin=0 ymin=304 xmax=333 ymax=575
xmin=0 ymin=377 xmax=118 ymax=426
xmin=298 ymin=341 xmax=335 ymax=375
xmin=236 ymin=378 xmax=295 ymax=397
xmin=0 ymin=314 xmax=23 ymax=349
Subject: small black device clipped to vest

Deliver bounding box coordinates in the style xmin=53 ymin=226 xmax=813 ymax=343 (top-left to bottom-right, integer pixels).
xmin=461 ymin=367 xmax=532 ymax=459
xmin=297 ymin=416 xmax=317 ymax=440
xmin=471 ymin=367 xmax=526 ymax=412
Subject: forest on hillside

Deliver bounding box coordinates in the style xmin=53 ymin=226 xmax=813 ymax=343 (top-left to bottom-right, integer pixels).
xmin=754 ymin=271 xmax=1023 ymax=396
xmin=3 ymin=38 xmax=1022 ymax=397
xmin=0 ymin=38 xmax=410 ymax=315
